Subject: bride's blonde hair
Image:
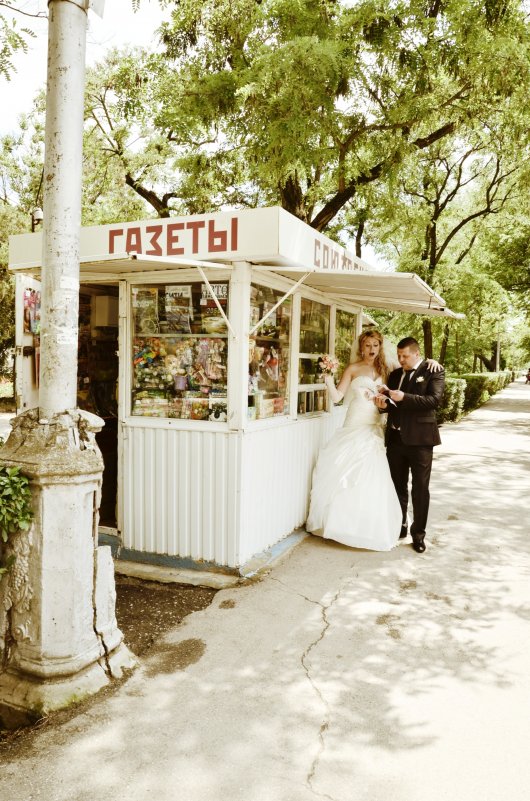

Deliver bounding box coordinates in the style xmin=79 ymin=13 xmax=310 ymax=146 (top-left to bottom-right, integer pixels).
xmin=354 ymin=329 xmax=390 ymax=381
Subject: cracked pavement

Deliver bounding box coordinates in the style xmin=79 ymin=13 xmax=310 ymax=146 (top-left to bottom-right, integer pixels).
xmin=1 ymin=380 xmax=530 ymax=801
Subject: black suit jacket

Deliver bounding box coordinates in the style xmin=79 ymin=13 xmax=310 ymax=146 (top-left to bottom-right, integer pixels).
xmin=385 ymin=361 xmax=445 ymax=447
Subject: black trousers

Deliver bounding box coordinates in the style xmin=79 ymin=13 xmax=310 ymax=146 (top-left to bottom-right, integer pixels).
xmin=386 ymin=428 xmax=433 ymax=538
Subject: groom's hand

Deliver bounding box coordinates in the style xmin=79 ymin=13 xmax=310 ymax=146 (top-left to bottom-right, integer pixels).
xmin=374 ymin=394 xmax=388 ymax=409
xmin=388 ymin=389 xmax=404 ymax=402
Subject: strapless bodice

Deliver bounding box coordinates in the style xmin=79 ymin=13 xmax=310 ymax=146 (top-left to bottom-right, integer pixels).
xmin=343 ymin=375 xmax=383 ymax=428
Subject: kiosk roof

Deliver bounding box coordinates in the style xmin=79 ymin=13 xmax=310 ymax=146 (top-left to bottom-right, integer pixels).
xmin=9 ymin=206 xmax=463 ymax=318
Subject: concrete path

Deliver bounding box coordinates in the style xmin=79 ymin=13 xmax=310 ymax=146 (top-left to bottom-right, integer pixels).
xmin=2 ymin=381 xmax=530 ymax=801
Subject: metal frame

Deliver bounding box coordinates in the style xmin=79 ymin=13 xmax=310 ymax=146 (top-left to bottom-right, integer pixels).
xmin=249 ymin=272 xmax=311 ymax=336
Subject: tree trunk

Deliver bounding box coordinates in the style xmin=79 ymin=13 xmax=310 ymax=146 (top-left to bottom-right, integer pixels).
xmin=422 ymin=318 xmax=433 ymax=359
xmin=478 ymin=352 xmax=495 ymax=371
xmin=438 ymin=323 xmax=450 ymax=365
xmin=355 ymin=217 xmax=365 ymax=258
xmin=278 ymin=174 xmax=307 ymax=222
xmin=494 ymin=338 xmax=500 ymax=372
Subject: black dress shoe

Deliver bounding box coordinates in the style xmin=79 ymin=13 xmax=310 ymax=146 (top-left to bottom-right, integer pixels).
xmin=399 ymin=526 xmax=408 ymax=539
xmin=412 ymin=538 xmax=426 ymax=553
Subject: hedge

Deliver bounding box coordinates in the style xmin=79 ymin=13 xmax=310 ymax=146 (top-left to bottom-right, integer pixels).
xmin=436 ymin=370 xmax=512 ymax=423
xmin=438 ymin=376 xmax=466 ymax=423
xmin=458 ymin=371 xmax=512 ymax=412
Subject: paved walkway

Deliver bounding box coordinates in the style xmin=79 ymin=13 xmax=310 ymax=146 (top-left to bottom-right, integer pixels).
xmin=2 ymin=381 xmax=530 ymax=801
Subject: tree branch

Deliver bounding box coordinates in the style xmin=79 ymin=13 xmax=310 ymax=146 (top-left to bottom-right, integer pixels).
xmin=0 ymin=2 xmax=46 ymax=20
xmin=310 ymin=121 xmax=457 ymax=231
xmin=455 ymin=232 xmax=478 ymax=264
xmin=124 ymin=173 xmax=173 ymax=217
xmin=435 ymin=160 xmax=518 ymax=265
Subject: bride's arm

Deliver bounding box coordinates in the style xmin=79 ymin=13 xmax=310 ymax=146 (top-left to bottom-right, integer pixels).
xmin=324 ymin=375 xmax=344 ymax=403
xmin=325 ymin=364 xmax=356 ymax=404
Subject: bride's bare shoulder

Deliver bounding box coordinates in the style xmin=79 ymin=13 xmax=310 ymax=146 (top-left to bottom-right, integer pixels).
xmin=346 ymin=361 xmax=364 ymax=377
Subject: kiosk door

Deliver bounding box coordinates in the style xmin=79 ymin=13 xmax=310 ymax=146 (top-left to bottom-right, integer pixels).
xmin=78 ymin=285 xmax=119 ymax=528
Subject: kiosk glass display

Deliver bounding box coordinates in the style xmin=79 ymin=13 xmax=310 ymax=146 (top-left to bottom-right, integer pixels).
xmin=248 ymin=284 xmax=291 ymax=420
xmin=335 ymin=310 xmax=358 ymax=374
xmin=131 ymin=281 xmax=229 ymax=420
xmin=298 ymin=298 xmax=330 ymax=414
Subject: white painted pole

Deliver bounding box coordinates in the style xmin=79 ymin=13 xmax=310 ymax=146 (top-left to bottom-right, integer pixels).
xmin=39 ymin=0 xmax=87 ymax=418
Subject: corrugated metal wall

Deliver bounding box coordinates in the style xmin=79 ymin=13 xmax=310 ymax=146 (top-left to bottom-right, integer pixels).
xmin=238 ymin=409 xmax=345 ymax=564
xmin=121 ymin=410 xmax=345 ymax=569
xmin=122 ymin=426 xmax=241 ymax=567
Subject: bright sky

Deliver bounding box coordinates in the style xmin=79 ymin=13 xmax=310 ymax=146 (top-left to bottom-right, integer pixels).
xmin=1 ymin=0 xmax=168 ymax=135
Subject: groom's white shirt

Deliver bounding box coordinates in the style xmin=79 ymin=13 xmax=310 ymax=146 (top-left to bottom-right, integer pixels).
xmin=398 ymin=357 xmax=423 ymax=389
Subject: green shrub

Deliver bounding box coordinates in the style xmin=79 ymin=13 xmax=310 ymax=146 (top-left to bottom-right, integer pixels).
xmin=438 ymin=376 xmax=466 ymax=423
xmin=0 ymin=466 xmax=33 ymax=576
xmin=458 ymin=371 xmax=512 ymax=412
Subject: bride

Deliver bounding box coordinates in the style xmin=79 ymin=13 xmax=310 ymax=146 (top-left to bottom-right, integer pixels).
xmin=306 ymin=329 xmax=425 ymax=551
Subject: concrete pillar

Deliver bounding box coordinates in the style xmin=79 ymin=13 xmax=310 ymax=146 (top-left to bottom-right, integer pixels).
xmin=0 ymin=410 xmax=134 ymax=727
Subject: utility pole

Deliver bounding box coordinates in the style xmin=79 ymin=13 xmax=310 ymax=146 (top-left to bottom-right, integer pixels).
xmin=0 ymin=0 xmax=133 ymax=728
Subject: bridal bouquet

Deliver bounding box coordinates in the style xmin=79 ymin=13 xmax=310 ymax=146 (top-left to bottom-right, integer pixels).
xmin=317 ymin=354 xmax=339 ymax=375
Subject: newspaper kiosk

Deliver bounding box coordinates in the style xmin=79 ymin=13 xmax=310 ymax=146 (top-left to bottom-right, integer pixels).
xmin=9 ymin=207 xmax=458 ymax=574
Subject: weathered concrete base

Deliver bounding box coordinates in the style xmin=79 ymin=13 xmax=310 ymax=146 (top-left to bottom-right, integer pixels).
xmin=113 ymin=530 xmax=308 ymax=589
xmin=0 ymin=408 xmax=136 ymax=728
xmin=0 ymin=642 xmax=135 ymax=728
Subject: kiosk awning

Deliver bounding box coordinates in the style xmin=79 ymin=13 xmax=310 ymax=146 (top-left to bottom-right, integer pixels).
xmin=76 ymin=255 xmax=460 ymax=318
xmin=76 ymin=255 xmax=461 ymax=319
xmin=254 ymin=266 xmax=463 ymax=319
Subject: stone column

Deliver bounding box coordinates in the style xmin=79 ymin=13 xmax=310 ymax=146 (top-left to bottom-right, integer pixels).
xmin=0 ymin=410 xmax=134 ymax=728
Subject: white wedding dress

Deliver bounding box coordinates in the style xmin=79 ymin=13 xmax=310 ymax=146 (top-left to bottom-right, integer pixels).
xmin=306 ymin=376 xmax=402 ymax=551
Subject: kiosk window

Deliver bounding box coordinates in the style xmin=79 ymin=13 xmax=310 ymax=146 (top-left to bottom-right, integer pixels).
xmin=297 ymin=298 xmax=330 ymax=415
xmin=248 ymin=284 xmax=291 ymax=420
xmin=131 ymin=282 xmax=228 ymax=421
xmin=298 ymin=298 xmax=330 ymax=383
xmin=335 ymin=310 xmax=358 ymax=375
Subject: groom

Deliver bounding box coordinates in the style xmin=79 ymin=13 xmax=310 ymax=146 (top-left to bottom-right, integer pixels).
xmin=375 ymin=337 xmax=445 ymax=553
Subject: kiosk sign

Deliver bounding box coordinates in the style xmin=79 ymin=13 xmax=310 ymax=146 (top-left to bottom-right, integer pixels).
xmin=313 ymin=236 xmax=362 ymax=272
xmin=9 ymin=206 xmax=369 ymax=274
xmin=108 ymin=217 xmax=239 ymax=257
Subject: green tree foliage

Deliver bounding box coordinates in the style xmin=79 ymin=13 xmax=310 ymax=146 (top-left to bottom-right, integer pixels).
xmin=362 ymin=125 xmax=526 ymax=358
xmin=0 ymin=2 xmax=43 ymax=82
xmin=2 ymin=0 xmax=530 ymax=373
xmin=72 ymin=0 xmax=530 ymax=231
xmin=144 ymin=0 xmax=530 ymax=228
xmin=477 ymin=208 xmax=530 ymax=302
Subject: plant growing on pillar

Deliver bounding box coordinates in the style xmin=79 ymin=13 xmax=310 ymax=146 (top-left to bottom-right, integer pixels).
xmin=0 ymin=466 xmax=33 ymax=576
